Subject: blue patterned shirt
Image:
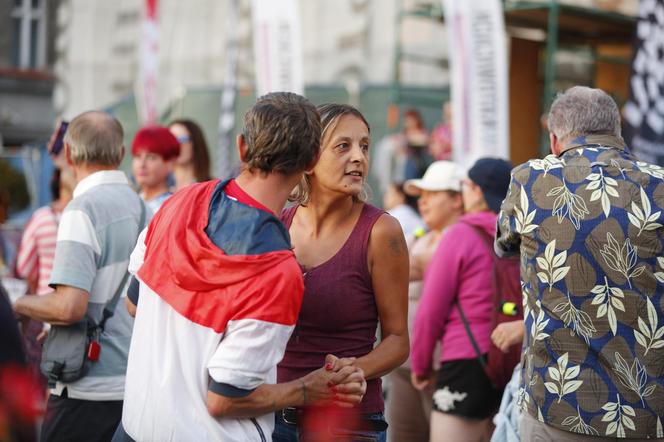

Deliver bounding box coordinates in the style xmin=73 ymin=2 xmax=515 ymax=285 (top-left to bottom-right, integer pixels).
xmin=496 ymin=135 xmax=664 ymax=438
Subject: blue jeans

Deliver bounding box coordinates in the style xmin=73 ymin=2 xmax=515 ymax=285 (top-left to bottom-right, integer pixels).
xmin=273 ymin=410 xmax=387 ymax=442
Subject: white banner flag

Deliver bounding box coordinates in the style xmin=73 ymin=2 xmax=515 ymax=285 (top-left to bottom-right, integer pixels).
xmin=137 ymin=0 xmax=159 ymax=125
xmin=442 ymin=0 xmax=509 ymax=167
xmin=251 ymin=0 xmax=304 ymax=96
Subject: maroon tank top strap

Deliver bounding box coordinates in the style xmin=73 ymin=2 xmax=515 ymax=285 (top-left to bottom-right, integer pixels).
xmin=280 ymin=205 xmax=298 ymax=228
xmin=343 ymin=204 xmax=384 ymax=278
xmin=353 ymin=203 xmax=385 ymax=247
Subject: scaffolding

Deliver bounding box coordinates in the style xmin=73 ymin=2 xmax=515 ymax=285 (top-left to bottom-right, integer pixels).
xmin=390 ymin=0 xmax=637 ymax=158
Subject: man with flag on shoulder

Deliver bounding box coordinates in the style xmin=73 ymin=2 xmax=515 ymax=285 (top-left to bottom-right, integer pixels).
xmin=114 ymin=92 xmax=366 ymax=442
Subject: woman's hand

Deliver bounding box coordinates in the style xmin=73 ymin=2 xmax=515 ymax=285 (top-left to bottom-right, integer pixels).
xmin=299 ymin=354 xmax=366 ymax=407
xmin=410 ymin=370 xmax=436 ymax=391
xmin=491 ymin=320 xmax=525 ymax=353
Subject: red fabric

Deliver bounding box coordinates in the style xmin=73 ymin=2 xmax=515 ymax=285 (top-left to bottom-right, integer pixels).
xmin=138 ymin=180 xmax=303 ymax=333
xmin=145 ymin=0 xmax=157 ymax=18
xmin=224 ymin=179 xmax=273 ymax=214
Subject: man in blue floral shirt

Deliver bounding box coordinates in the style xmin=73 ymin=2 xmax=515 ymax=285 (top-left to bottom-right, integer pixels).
xmin=496 ymin=86 xmax=664 ymax=440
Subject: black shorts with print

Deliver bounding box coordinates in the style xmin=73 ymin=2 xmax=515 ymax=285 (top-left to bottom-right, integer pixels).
xmin=432 ymin=357 xmax=502 ymax=419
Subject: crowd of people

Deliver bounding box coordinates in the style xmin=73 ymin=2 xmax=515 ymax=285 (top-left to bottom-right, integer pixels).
xmin=1 ymin=85 xmax=664 ymax=442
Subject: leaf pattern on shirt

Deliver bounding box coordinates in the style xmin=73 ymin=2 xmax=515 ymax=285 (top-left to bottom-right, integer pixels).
xmin=655 ymin=257 xmax=664 ymax=283
xmin=586 ymin=169 xmax=619 ymax=217
xmin=599 ymin=233 xmax=646 ymax=289
xmin=591 ymin=276 xmax=625 ymax=336
xmin=627 ymin=187 xmax=663 ymax=236
xmin=553 ymin=292 xmax=596 ymax=343
xmin=548 ymin=179 xmax=589 ymax=229
xmin=633 ymin=296 xmax=664 ymax=356
xmin=544 ymin=352 xmax=583 ymax=403
xmin=530 ymin=155 xmax=565 ymax=176
xmin=602 ymin=394 xmax=636 ymax=437
xmin=531 ymin=301 xmax=550 ymax=341
xmin=536 ymin=241 xmax=570 ymax=291
xmin=636 ymin=161 xmax=664 ymax=179
xmin=613 ymin=352 xmax=655 ymax=406
xmin=561 ymin=405 xmax=599 ymax=436
xmin=515 ymin=186 xmax=538 ymax=234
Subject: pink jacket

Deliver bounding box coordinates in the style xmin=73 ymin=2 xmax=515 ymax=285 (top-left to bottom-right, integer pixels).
xmin=411 ymin=211 xmax=497 ymax=375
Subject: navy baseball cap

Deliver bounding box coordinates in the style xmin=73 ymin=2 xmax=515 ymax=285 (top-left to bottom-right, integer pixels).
xmin=467 ymin=157 xmax=513 ymax=213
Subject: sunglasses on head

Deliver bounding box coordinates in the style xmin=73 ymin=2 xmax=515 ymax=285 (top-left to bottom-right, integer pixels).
xmin=176 ymin=135 xmax=191 ymax=144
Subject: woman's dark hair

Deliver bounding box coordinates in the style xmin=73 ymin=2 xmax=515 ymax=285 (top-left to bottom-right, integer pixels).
xmin=392 ymin=181 xmax=419 ymax=212
xmin=168 ymin=119 xmax=212 ymax=182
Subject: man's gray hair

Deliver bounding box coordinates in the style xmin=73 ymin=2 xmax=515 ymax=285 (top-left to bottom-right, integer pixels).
xmin=64 ymin=111 xmax=124 ymax=166
xmin=548 ymin=86 xmax=622 ymax=143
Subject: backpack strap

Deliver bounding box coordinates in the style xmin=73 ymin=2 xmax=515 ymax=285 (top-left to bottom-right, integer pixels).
xmin=454 ymin=221 xmax=497 ymax=377
xmin=98 ymin=200 xmax=147 ymax=332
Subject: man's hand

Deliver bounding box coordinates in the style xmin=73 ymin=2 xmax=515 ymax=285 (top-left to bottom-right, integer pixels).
xmin=298 ymin=354 xmax=366 ymax=408
xmin=491 ymin=320 xmax=525 ymax=353
xmin=410 ymin=370 xmax=436 ymax=391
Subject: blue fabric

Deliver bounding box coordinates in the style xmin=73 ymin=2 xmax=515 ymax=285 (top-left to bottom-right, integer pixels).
xmin=273 ymin=411 xmax=387 ymax=442
xmin=205 ymin=180 xmax=292 ymax=255
xmin=490 ymin=364 xmax=521 ymax=442
xmin=127 ymin=277 xmax=139 ymax=306
xmin=208 ymin=381 xmax=255 ymax=398
xmin=111 ymin=423 xmax=136 ymax=442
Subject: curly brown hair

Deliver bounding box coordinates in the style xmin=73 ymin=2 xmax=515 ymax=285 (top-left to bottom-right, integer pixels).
xmin=241 ymin=92 xmax=321 ymax=175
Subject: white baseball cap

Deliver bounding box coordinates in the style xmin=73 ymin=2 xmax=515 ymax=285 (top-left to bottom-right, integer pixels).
xmin=404 ymin=161 xmax=467 ymax=196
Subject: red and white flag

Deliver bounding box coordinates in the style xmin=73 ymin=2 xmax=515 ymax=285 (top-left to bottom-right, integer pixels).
xmin=251 ymin=0 xmax=304 ymax=96
xmin=137 ymin=0 xmax=159 ymax=125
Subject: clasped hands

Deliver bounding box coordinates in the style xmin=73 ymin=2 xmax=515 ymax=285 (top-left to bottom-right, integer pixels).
xmin=299 ymin=354 xmax=367 ymax=408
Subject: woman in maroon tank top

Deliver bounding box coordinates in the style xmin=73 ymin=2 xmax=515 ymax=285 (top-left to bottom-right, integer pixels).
xmin=273 ymin=104 xmax=409 ymax=442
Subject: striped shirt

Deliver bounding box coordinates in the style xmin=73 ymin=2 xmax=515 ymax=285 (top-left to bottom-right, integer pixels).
xmin=49 ymin=170 xmax=147 ymax=401
xmin=16 ymin=206 xmax=60 ymax=295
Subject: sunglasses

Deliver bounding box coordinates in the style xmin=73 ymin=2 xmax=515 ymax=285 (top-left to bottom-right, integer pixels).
xmin=176 ymin=135 xmax=191 ymax=144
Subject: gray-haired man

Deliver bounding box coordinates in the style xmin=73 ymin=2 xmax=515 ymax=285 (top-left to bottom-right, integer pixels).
xmin=14 ymin=111 xmax=147 ymax=441
xmin=496 ymin=86 xmax=664 ymax=441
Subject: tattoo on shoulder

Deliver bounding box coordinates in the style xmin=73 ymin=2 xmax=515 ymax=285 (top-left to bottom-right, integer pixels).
xmin=388 ymin=235 xmax=406 ymax=256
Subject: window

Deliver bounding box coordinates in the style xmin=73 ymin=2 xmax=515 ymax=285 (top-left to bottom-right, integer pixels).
xmin=10 ymin=0 xmax=46 ymax=69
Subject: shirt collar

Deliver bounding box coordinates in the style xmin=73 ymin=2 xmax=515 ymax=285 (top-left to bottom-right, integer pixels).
xmin=560 ymin=134 xmax=626 ymax=155
xmin=73 ymin=170 xmax=130 ymax=198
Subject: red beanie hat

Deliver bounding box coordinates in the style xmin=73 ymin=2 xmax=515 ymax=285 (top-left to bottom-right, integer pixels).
xmin=132 ymin=126 xmax=180 ymax=160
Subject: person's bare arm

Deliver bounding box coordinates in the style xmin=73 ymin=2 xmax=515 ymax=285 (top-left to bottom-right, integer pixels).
xmin=14 ymin=285 xmax=88 ymax=325
xmin=491 ymin=320 xmax=525 ymax=352
xmin=207 ymin=357 xmax=366 ymax=418
xmin=350 ymin=214 xmax=409 ymax=380
xmin=125 ymin=297 xmax=137 ymax=317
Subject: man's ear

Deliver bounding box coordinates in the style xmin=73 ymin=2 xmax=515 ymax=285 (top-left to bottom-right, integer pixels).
xmin=236 ymin=134 xmax=247 ymax=162
xmin=549 ymin=133 xmax=561 ymax=156
xmin=65 ymin=143 xmax=74 ymax=166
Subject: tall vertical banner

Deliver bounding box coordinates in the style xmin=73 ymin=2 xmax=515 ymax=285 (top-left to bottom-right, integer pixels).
xmin=251 ymin=0 xmax=304 ymax=96
xmin=138 ymin=0 xmax=159 ymax=125
xmin=623 ymin=0 xmax=664 ymax=165
xmin=216 ymin=0 xmax=240 ymax=179
xmin=442 ymin=0 xmax=509 ymax=167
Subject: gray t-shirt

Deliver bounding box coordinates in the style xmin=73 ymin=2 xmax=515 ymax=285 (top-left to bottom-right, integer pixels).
xmin=50 ymin=170 xmax=147 ymax=400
